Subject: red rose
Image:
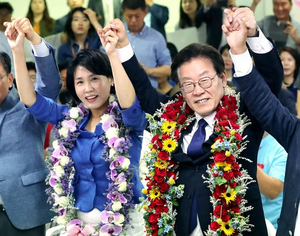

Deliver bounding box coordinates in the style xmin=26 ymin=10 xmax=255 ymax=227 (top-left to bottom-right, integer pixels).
xmin=234 ymin=133 xmax=243 ymax=141
xmin=153 ymin=198 xmax=166 ymax=206
xmin=229 ymin=182 xmax=237 ymax=188
xmin=153 ymin=175 xmax=164 ymax=183
xmin=223 ymin=171 xmax=234 ymax=181
xmin=213 ymin=205 xmax=228 ymax=218
xmin=161 ymin=110 xmax=177 ymax=121
xmin=162 ymin=134 xmax=170 ymax=140
xmin=158 ymin=151 xmax=169 ymax=161
xmin=221 ymin=212 xmax=230 ymax=222
xmin=155 ymin=168 xmax=167 ymax=177
xmin=230 ymin=206 xmax=240 ymax=213
xmin=233 ymin=170 xmax=242 ymax=177
xmin=151 ymin=135 xmax=163 ymax=149
xmin=226 ymin=154 xmax=235 ymax=164
xmin=232 ymin=162 xmax=240 ymax=170
xmin=213 ymin=191 xmax=221 ymax=199
xmin=167 ymin=171 xmax=176 ymax=179
xmin=216 ymin=184 xmax=227 ymax=194
xmin=219 ymin=120 xmax=229 ymax=127
xmin=177 ymin=114 xmax=187 ymax=124
xmin=156 ymin=205 xmax=169 ymax=214
xmin=152 ymin=230 xmax=158 ymax=236
xmin=151 ymin=224 xmax=159 ymax=231
xmin=148 ymin=213 xmax=159 ymax=223
xmin=214 ymin=152 xmax=227 ymax=162
xmin=158 ymin=182 xmax=170 ymax=193
xmin=210 ymin=221 xmax=221 ymax=231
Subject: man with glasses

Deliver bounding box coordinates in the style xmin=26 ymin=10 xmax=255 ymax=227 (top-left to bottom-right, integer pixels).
xmin=110 ymin=6 xmax=282 ymax=236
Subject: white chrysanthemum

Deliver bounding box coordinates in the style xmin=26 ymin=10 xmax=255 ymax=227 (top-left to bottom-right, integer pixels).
xmin=52 ymin=140 xmax=59 ymax=149
xmin=106 ymin=127 xmax=119 ymax=140
xmin=59 ymin=127 xmax=69 ymax=138
xmin=118 ymin=181 xmax=127 ymax=192
xmin=56 ymin=215 xmax=67 ymax=225
xmin=115 ymin=214 xmax=125 ymax=226
xmin=121 ymin=158 xmax=130 ymax=169
xmin=101 ymin=114 xmax=111 ymax=123
xmin=57 ymin=196 xmax=68 ymax=207
xmin=54 ymin=185 xmax=63 ymax=195
xmin=69 ymin=107 xmax=79 ymax=119
xmin=112 ymin=201 xmax=122 ymax=211
xmin=55 ymin=165 xmax=65 ymax=178
xmin=60 ymin=155 xmax=70 ymax=166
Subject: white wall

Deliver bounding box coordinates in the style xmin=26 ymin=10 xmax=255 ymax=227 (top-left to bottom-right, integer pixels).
xmin=7 ymin=0 xmax=300 ymax=33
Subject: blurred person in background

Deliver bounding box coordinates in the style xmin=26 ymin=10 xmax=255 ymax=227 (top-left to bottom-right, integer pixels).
xmin=26 ymin=0 xmax=55 ymax=37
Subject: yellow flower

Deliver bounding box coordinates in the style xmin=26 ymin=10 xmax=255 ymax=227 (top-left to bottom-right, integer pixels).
xmin=149 ymin=188 xmax=161 ymax=200
xmin=154 ymin=160 xmax=168 ymax=169
xmin=143 ymin=205 xmax=148 ymax=210
xmin=230 ymin=130 xmax=235 ymax=135
xmin=211 ymin=139 xmax=220 ymax=150
xmin=225 ymin=151 xmax=231 ymax=157
xmin=142 ymin=188 xmax=148 ymax=194
xmin=215 ymin=161 xmax=232 ymax=172
xmin=169 ymin=178 xmax=175 ymax=185
xmin=148 ymin=144 xmax=153 ymax=149
xmin=161 ymin=121 xmax=176 ymax=135
xmin=220 ymin=220 xmax=235 ymax=235
xmin=221 ymin=189 xmax=237 ymax=204
xmin=162 ymin=138 xmax=177 ymax=153
xmin=151 ymin=149 xmax=157 ymax=154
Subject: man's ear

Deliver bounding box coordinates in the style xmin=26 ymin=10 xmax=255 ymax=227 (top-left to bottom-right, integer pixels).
xmin=8 ymin=73 xmax=14 ymax=89
xmin=221 ymin=71 xmax=227 ymax=88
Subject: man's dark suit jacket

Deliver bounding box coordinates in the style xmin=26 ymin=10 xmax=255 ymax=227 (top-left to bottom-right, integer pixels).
xmin=196 ymin=4 xmax=223 ymax=49
xmin=236 ymin=63 xmax=300 ymax=236
xmin=122 ymin=44 xmax=282 ymax=235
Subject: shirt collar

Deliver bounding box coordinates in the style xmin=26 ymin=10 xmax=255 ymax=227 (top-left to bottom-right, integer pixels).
xmin=194 ymin=111 xmax=216 ymax=129
xmin=125 ymin=23 xmax=147 ymax=35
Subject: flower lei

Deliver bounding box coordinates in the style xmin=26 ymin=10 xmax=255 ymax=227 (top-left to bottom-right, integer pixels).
xmin=204 ymin=89 xmax=254 ymax=236
xmin=141 ymin=89 xmax=254 ymax=236
xmin=45 ymin=95 xmax=135 ymax=236
xmin=139 ymin=95 xmax=195 ymax=236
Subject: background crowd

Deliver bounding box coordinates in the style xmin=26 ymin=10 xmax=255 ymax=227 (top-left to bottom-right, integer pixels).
xmin=0 ymin=0 xmax=300 ymax=236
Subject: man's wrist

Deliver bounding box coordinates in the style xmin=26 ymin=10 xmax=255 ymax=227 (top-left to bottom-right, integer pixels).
xmin=248 ymin=25 xmax=259 ymax=38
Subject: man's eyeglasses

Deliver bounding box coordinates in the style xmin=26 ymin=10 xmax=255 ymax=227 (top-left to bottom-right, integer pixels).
xmin=180 ymin=73 xmax=218 ymax=93
xmin=0 ymin=74 xmax=8 ymax=80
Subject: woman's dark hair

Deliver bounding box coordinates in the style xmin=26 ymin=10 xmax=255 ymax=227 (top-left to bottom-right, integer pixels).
xmin=219 ymin=44 xmax=230 ymax=55
xmin=279 ymin=46 xmax=300 ymax=79
xmin=66 ymin=49 xmax=114 ymax=104
xmin=171 ymin=43 xmax=224 ymax=83
xmin=64 ymin=7 xmax=96 ymax=41
xmin=26 ymin=0 xmax=54 ymax=33
xmin=179 ymin=0 xmax=201 ymax=28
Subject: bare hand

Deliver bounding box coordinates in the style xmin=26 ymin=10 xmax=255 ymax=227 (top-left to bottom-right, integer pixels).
xmin=4 ymin=17 xmax=41 ymax=45
xmin=224 ymin=7 xmax=257 ymax=37
xmin=4 ymin=20 xmax=26 ymax=52
xmin=98 ymin=27 xmax=118 ymax=56
xmin=106 ymin=18 xmax=129 ymax=49
xmin=222 ymin=17 xmax=248 ymax=55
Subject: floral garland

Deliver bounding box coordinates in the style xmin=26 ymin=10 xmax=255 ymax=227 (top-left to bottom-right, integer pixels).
xmin=139 ymin=95 xmax=195 ymax=236
xmin=45 ymin=95 xmax=134 ymax=236
xmin=204 ymin=89 xmax=254 ymax=236
xmin=141 ymin=89 xmax=254 ymax=236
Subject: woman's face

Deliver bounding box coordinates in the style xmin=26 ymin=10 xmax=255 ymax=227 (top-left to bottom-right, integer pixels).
xmin=221 ymin=48 xmax=233 ymax=72
xmin=74 ymin=66 xmax=113 ymax=113
xmin=71 ymin=11 xmax=91 ymax=36
xmin=181 ymin=0 xmax=198 ymax=15
xmin=280 ymin=51 xmax=296 ymax=77
xmin=31 ymin=0 xmax=45 ymax=15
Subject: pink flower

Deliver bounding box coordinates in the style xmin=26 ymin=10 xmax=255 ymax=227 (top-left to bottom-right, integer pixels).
xmin=61 ymin=119 xmax=77 ymax=132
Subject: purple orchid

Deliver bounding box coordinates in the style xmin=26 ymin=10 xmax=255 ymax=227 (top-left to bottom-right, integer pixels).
xmin=61 ymin=119 xmax=77 ymax=132
xmin=100 ymin=224 xmax=122 ymax=235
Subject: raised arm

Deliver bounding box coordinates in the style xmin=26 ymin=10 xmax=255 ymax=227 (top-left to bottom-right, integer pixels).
xmin=5 ymin=19 xmax=36 ymax=107
xmin=109 ymin=18 xmax=170 ymax=115
xmin=98 ymin=21 xmax=134 ymax=109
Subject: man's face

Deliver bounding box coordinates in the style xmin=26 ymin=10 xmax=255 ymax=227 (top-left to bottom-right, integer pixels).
xmin=273 ymin=0 xmax=292 ymax=21
xmin=0 ymin=8 xmax=12 ymax=32
xmin=67 ymin=0 xmax=84 ymax=10
xmin=60 ymin=68 xmax=67 ymax=90
xmin=123 ymin=8 xmax=148 ymax=34
xmin=0 ymin=62 xmax=13 ymax=106
xmin=178 ymin=57 xmax=227 ymax=117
